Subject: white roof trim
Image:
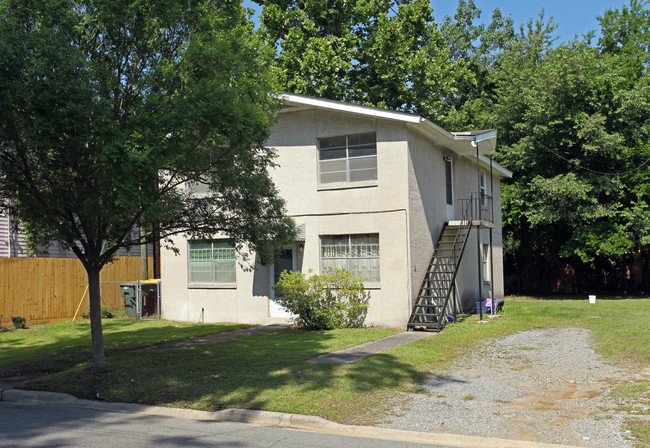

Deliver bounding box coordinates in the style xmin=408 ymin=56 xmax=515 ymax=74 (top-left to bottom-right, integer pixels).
xmin=477 ymin=155 xmax=513 ymax=178
xmin=279 ymin=93 xmax=422 ymax=123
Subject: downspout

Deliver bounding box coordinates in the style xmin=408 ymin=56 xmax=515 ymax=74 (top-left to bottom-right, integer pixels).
xmin=474 ymin=140 xmax=483 ymax=320
xmin=490 ymin=156 xmax=495 ymax=314
xmin=404 ymin=208 xmax=412 ymax=324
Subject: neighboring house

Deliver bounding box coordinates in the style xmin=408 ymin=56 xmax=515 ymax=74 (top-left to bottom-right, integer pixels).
xmin=0 ymin=206 xmax=152 ymax=260
xmin=0 ymin=207 xmax=27 ymax=257
xmin=161 ymin=94 xmax=512 ymax=328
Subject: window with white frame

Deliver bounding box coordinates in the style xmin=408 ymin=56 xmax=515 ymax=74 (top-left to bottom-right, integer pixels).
xmin=480 ymin=170 xmax=488 ymax=206
xmin=320 ymin=234 xmax=380 ymax=282
xmin=481 ymin=243 xmax=490 ymax=281
xmin=188 ymin=240 xmax=236 ymax=284
xmin=318 ymin=133 xmax=377 ymax=184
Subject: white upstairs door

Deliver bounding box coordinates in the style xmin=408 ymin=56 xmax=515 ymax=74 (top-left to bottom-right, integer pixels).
xmin=445 ymin=158 xmax=454 ymax=221
xmin=269 ymin=249 xmax=296 ymax=318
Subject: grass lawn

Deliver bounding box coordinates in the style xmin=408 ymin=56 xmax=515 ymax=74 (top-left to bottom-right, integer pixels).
xmin=1 ymin=297 xmax=649 ymax=440
xmin=0 ymin=318 xmax=246 ymax=379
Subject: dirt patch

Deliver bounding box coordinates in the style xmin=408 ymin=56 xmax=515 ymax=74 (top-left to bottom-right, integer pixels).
xmin=379 ymin=328 xmax=639 ymax=447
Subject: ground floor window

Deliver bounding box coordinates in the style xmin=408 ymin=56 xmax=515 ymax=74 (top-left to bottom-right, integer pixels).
xmin=320 ymin=234 xmax=380 ymax=282
xmin=188 ymin=240 xmax=236 ymax=283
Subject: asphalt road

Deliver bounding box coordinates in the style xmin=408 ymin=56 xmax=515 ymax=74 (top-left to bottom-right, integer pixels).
xmin=0 ymin=402 xmax=450 ymax=448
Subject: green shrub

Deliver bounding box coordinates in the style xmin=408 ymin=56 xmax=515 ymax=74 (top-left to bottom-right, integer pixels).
xmin=12 ymin=316 xmax=26 ymax=329
xmin=82 ymin=305 xmax=114 ymax=319
xmin=273 ymin=268 xmax=370 ymax=330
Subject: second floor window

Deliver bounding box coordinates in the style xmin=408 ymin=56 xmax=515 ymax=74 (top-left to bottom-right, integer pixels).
xmin=318 ymin=133 xmax=377 ymax=184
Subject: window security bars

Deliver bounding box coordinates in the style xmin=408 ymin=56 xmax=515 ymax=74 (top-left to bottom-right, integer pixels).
xmin=189 ymin=241 xmax=236 ymax=283
xmin=320 ymin=234 xmax=380 ymax=282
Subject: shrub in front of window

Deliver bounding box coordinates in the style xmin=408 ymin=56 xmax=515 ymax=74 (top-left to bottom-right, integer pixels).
xmin=273 ymin=268 xmax=370 ymax=330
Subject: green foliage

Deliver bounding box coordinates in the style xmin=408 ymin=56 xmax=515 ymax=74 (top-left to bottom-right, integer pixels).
xmin=11 ymin=316 xmax=26 ymax=329
xmin=82 ymin=305 xmax=113 ymax=320
xmin=438 ymin=1 xmax=650 ymax=292
xmin=0 ymin=0 xmax=294 ymax=366
xmin=273 ymin=268 xmax=370 ymax=330
xmin=0 ymin=0 xmax=293 ymax=269
xmin=258 ymin=0 xmax=470 ymax=118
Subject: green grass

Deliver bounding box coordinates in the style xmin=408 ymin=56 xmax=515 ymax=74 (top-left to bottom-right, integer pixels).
xmin=1 ymin=297 xmax=649 ymax=438
xmin=611 ymin=382 xmax=650 ymax=415
xmin=626 ymin=419 xmax=650 ymax=447
xmin=0 ymin=318 xmax=245 ymax=378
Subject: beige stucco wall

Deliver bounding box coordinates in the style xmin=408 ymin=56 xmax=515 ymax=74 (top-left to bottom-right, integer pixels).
xmin=406 ymin=128 xmax=507 ymax=314
xmin=405 ymin=127 xmax=447 ymax=309
xmin=160 ymin=106 xmax=507 ymax=326
xmin=445 ymin=153 xmax=506 ymax=311
xmin=161 ymin=109 xmax=413 ymax=327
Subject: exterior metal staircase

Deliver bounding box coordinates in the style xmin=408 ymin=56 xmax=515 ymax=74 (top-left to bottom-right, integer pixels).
xmin=407 ymin=220 xmax=472 ymax=331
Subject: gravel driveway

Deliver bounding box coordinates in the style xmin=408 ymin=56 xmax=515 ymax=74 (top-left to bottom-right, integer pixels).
xmin=379 ymin=327 xmax=646 ymax=447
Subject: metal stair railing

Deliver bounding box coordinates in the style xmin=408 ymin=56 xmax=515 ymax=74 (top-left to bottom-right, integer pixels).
xmin=458 ymin=193 xmax=493 ymax=224
xmin=408 ymin=220 xmax=472 ymax=331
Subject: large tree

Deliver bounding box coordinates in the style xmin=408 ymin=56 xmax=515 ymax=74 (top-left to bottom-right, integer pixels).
xmin=483 ymin=8 xmax=650 ymax=293
xmin=256 ymin=0 xmax=470 ymax=117
xmin=0 ymin=0 xmax=294 ymax=367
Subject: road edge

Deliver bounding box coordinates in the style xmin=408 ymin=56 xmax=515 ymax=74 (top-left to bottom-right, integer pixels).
xmin=0 ymin=389 xmax=580 ymax=448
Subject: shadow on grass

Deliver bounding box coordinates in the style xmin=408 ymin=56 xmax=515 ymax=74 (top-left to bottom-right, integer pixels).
xmin=23 ymin=327 xmax=422 ymax=421
xmin=0 ymin=320 xmax=244 ymax=378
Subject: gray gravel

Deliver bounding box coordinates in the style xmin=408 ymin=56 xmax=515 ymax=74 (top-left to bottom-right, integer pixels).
xmin=378 ymin=327 xmax=643 ymax=447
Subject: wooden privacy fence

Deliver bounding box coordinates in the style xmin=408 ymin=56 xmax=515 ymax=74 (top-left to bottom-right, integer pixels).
xmin=0 ymin=257 xmax=153 ymax=325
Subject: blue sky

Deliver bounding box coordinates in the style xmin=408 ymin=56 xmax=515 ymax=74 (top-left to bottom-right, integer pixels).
xmin=430 ymin=0 xmax=629 ymax=43
xmin=243 ymin=0 xmax=632 ymax=44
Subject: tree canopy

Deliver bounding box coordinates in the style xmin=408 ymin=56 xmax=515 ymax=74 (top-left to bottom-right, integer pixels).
xmin=0 ymin=0 xmax=294 ymax=367
xmin=256 ymin=0 xmax=470 ymax=117
xmin=446 ymin=1 xmax=650 ymax=293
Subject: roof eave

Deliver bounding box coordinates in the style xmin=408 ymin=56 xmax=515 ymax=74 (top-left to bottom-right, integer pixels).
xmin=278 ymin=93 xmax=422 ymax=123
xmin=278 ymin=93 xmax=498 ymax=157
xmin=477 ymin=154 xmax=513 ymax=178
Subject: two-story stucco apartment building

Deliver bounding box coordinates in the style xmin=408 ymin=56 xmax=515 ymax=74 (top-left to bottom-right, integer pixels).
xmin=160 ymin=94 xmax=512 ymax=328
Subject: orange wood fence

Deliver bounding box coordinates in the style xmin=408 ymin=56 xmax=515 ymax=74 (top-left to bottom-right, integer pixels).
xmin=0 ymin=257 xmax=153 ymax=325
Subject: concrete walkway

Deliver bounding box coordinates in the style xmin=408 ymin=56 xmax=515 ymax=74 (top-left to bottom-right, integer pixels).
xmin=307 ymin=330 xmax=435 ymax=364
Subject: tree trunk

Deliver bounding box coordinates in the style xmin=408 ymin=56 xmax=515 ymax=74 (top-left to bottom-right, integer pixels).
xmin=87 ymin=266 xmax=106 ymax=368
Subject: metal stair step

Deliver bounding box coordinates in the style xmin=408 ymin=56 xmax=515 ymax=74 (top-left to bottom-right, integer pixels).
xmin=409 ymin=316 xmax=441 ymax=321
xmin=407 ymin=322 xmax=441 ymax=328
xmin=408 ymin=221 xmax=471 ymax=331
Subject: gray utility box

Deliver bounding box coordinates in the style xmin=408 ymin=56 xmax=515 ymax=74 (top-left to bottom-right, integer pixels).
xmin=120 ymin=280 xmax=161 ymax=320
